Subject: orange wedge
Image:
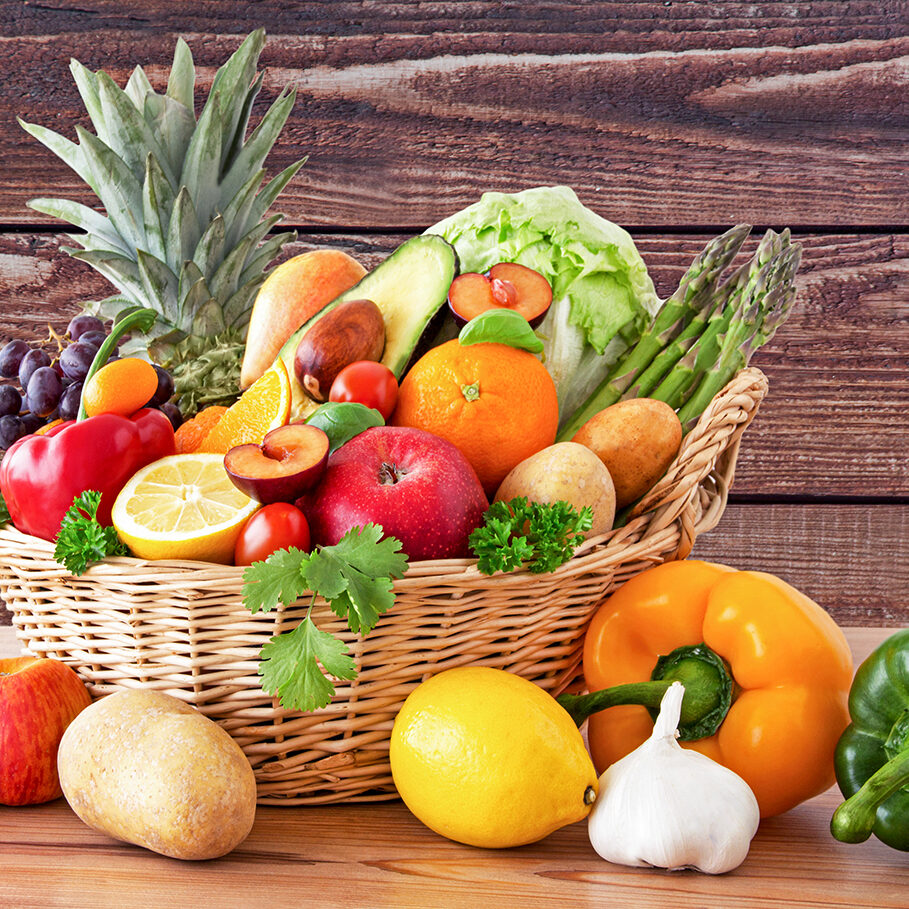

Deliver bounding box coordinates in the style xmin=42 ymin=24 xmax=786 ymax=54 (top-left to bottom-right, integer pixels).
xmin=174 ymin=405 xmax=229 ymax=454
xmin=197 ymin=360 xmax=291 ymax=455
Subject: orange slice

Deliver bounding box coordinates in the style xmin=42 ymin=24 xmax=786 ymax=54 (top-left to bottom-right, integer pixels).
xmin=196 ymin=360 xmax=291 ymax=455
xmin=174 ymin=405 xmax=229 ymax=454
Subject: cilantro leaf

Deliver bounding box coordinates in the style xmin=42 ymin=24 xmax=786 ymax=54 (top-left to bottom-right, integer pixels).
xmin=242 ymin=547 xmax=311 ymax=614
xmin=258 ymin=615 xmax=357 ymax=712
xmin=469 ymin=497 xmax=593 ymax=576
xmin=304 ymin=524 xmax=407 ymax=635
xmin=53 ymin=490 xmax=128 ymax=575
xmin=241 ymin=525 xmax=409 ymax=713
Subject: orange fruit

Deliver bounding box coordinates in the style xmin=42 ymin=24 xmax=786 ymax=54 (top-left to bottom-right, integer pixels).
xmin=35 ymin=418 xmax=63 ymax=435
xmin=393 ymin=340 xmax=559 ymax=493
xmin=82 ymin=357 xmax=158 ymax=417
xmin=174 ymin=405 xmax=229 ymax=454
xmin=196 ymin=360 xmax=291 ymax=454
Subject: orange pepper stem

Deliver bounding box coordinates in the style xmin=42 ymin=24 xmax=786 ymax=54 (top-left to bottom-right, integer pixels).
xmin=77 ymin=307 xmax=158 ymax=422
xmin=831 ymin=747 xmax=909 ymax=844
xmin=556 ymin=643 xmax=734 ymax=742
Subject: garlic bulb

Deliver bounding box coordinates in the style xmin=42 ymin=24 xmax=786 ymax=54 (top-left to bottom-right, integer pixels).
xmin=587 ymin=681 xmax=760 ymax=874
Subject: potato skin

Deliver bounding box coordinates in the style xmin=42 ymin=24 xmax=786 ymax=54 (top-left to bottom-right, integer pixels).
xmin=494 ymin=442 xmax=616 ymax=535
xmin=572 ymin=399 xmax=682 ymax=508
xmin=57 ymin=689 xmax=256 ymax=861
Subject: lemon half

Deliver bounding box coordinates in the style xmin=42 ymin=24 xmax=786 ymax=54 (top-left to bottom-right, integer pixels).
xmin=112 ymin=453 xmax=259 ymax=563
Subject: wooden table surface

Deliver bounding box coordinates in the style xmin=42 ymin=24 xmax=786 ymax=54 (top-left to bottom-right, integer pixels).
xmin=1 ymin=626 xmax=907 ymax=908
xmin=0 ymin=3 xmax=907 ymax=907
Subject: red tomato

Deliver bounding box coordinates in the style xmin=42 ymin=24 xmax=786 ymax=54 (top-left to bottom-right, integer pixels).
xmin=329 ymin=360 xmax=399 ymax=421
xmin=234 ymin=503 xmax=311 ymax=565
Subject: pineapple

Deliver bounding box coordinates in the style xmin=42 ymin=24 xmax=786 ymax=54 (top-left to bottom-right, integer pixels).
xmin=19 ymin=29 xmax=304 ymax=413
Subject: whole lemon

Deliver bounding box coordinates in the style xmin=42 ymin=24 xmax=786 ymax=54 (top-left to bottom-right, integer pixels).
xmin=390 ymin=666 xmax=598 ymax=848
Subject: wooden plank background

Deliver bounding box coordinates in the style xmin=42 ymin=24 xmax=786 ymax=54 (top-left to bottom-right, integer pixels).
xmin=0 ymin=2 xmax=907 ymax=627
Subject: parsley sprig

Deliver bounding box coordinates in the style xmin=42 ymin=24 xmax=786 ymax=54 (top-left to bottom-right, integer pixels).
xmin=469 ymin=497 xmax=593 ymax=575
xmin=54 ymin=490 xmax=128 ymax=574
xmin=242 ymin=525 xmax=408 ymax=712
xmin=0 ymin=490 xmax=10 ymax=527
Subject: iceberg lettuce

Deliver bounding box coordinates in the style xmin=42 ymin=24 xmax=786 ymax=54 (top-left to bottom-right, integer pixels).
xmin=426 ymin=186 xmax=661 ymax=424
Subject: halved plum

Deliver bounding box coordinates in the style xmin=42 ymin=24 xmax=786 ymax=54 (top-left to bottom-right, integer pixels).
xmin=447 ymin=262 xmax=553 ymax=328
xmin=224 ymin=422 xmax=330 ymax=504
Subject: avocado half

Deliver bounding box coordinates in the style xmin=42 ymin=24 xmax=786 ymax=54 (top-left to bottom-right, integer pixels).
xmin=276 ymin=234 xmax=459 ymax=420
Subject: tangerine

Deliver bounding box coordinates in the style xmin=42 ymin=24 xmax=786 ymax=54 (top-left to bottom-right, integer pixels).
xmin=393 ymin=340 xmax=558 ymax=494
xmin=174 ymin=405 xmax=229 ymax=454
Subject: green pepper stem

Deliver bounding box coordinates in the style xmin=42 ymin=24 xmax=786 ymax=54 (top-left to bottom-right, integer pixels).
xmin=77 ymin=307 xmax=158 ymax=421
xmin=556 ymin=643 xmax=735 ymax=741
xmin=831 ymin=747 xmax=909 ymax=844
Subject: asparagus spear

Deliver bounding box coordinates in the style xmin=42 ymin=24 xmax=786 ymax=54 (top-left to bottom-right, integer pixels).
xmin=650 ymin=238 xmax=799 ymax=410
xmin=624 ymin=229 xmax=788 ymax=400
xmin=556 ymin=224 xmax=751 ymax=440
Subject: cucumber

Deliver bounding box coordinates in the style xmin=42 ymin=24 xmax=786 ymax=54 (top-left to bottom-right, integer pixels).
xmin=277 ymin=234 xmax=458 ymax=419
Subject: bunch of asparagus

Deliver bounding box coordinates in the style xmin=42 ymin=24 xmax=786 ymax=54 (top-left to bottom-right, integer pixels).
xmin=557 ymin=225 xmax=801 ymax=439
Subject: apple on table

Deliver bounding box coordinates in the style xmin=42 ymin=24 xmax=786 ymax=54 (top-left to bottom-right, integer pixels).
xmin=1 ymin=656 xmax=92 ymax=806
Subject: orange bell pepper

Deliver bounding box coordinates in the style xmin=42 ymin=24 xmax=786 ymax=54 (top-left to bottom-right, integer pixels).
xmin=557 ymin=560 xmax=853 ymax=817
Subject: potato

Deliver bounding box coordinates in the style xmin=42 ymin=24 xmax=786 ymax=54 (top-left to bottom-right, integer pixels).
xmin=494 ymin=442 xmax=616 ymax=535
xmin=572 ymin=398 xmax=682 ymax=508
xmin=58 ymin=689 xmax=256 ymax=861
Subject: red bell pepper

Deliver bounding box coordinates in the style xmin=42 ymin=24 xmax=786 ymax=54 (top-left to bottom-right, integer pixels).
xmin=0 ymin=408 xmax=175 ymax=542
xmin=0 ymin=308 xmax=176 ymax=542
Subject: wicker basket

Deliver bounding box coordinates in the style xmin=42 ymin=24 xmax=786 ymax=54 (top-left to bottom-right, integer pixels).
xmin=0 ymin=367 xmax=767 ymax=804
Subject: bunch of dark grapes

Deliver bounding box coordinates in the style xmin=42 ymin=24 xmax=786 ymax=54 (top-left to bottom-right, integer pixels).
xmin=0 ymin=314 xmax=183 ymax=452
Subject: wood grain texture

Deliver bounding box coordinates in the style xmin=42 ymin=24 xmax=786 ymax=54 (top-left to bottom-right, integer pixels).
xmin=1 ymin=14 xmax=906 ymax=227
xmin=2 ymin=230 xmax=905 ymax=497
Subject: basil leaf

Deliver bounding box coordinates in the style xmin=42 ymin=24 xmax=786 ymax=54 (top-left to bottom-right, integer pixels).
xmin=305 ymin=402 xmax=383 ymax=453
xmin=458 ymin=309 xmax=544 ymax=353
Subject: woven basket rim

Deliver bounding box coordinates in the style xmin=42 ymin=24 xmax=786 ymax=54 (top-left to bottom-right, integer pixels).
xmin=0 ymin=367 xmax=769 ymax=584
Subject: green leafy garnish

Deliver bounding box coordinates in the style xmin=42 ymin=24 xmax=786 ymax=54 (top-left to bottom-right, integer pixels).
xmin=53 ymin=490 xmax=129 ymax=575
xmin=458 ymin=309 xmax=544 ymax=353
xmin=305 ymin=402 xmax=384 ymax=454
xmin=469 ymin=497 xmax=593 ymax=575
xmin=0 ymin=490 xmax=10 ymax=526
xmin=242 ymin=524 xmax=408 ymax=711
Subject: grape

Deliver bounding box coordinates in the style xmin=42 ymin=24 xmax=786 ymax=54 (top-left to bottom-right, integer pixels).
xmin=149 ymin=364 xmax=175 ymax=407
xmin=60 ymin=341 xmax=97 ymax=382
xmin=18 ymin=348 xmax=51 ymax=390
xmin=79 ymin=330 xmax=107 ymax=351
xmin=59 ymin=381 xmax=83 ymax=422
xmin=0 ymin=384 xmax=22 ymax=417
xmin=26 ymin=366 xmax=62 ymax=418
xmin=67 ymin=314 xmax=104 ymax=341
xmin=0 ymin=340 xmax=29 ymax=379
xmin=158 ymin=401 xmax=183 ymax=430
xmin=0 ymin=415 xmax=25 ymax=449
xmin=19 ymin=413 xmax=43 ymax=435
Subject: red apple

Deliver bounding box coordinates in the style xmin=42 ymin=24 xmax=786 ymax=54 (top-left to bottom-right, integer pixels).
xmin=447 ymin=262 xmax=553 ymax=328
xmin=299 ymin=426 xmax=488 ymax=561
xmin=224 ymin=422 xmax=330 ymax=504
xmin=0 ymin=656 xmax=92 ymax=805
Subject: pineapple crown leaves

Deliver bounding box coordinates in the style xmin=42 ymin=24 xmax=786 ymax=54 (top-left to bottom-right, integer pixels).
xmin=19 ymin=29 xmax=304 ymax=348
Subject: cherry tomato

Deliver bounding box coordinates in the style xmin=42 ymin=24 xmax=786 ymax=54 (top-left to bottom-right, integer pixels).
xmin=234 ymin=502 xmax=311 ymax=566
xmin=329 ymin=360 xmax=398 ymax=421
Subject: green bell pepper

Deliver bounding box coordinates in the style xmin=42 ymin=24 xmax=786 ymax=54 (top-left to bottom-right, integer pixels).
xmin=831 ymin=627 xmax=909 ymax=851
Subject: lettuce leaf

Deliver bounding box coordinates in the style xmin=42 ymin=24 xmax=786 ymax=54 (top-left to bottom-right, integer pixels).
xmin=427 ymin=186 xmax=661 ymax=424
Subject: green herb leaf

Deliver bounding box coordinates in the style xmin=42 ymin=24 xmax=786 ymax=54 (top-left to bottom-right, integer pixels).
xmin=242 ymin=525 xmax=409 ymax=712
xmin=0 ymin=491 xmax=10 ymax=526
xmin=53 ymin=490 xmax=129 ymax=575
xmin=304 ymin=525 xmax=408 ymax=635
xmin=258 ymin=614 xmax=357 ymax=712
xmin=242 ymin=546 xmax=311 ymax=614
xmin=459 ymin=308 xmax=544 ymax=353
xmin=469 ymin=497 xmax=592 ymax=576
xmin=305 ymin=401 xmax=384 ymax=454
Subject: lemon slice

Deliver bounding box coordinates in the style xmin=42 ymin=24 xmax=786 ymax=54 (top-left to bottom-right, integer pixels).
xmin=112 ymin=453 xmax=260 ymax=563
